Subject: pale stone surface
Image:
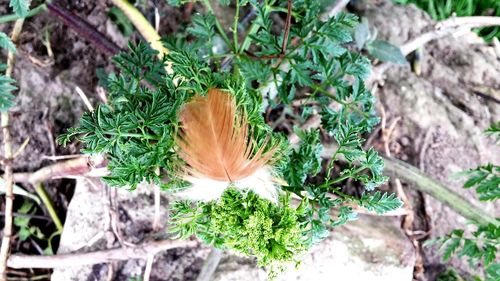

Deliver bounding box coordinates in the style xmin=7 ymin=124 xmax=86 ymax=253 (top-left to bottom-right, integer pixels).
xmin=355 ymin=1 xmax=500 ymax=278
xmin=51 ymin=179 xmax=107 ymax=281
xmin=213 ymin=215 xmax=415 ymax=281
xmin=52 ymin=179 xmax=415 ymax=281
xmin=51 ymin=179 xmax=209 ymax=281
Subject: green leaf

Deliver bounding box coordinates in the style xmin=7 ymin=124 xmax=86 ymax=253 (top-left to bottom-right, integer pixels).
xmin=18 ymin=227 xmax=31 ymax=241
xmin=485 ymin=121 xmax=500 ymax=142
xmin=311 ymin=219 xmax=330 ymax=243
xmin=187 ymin=13 xmax=216 ymax=41
xmin=9 ymin=0 xmax=31 ymax=18
xmin=0 ymin=178 xmax=40 ymax=204
xmin=283 ymin=128 xmax=322 ymax=187
xmin=0 ymin=75 xmax=17 ymax=111
xmin=289 ymin=60 xmax=314 ymax=87
xmin=458 ymin=239 xmax=480 ymax=258
xmin=483 ymin=244 xmax=496 ymax=266
xmin=108 ymin=7 xmax=134 ymax=37
xmin=366 ymin=40 xmax=407 ymax=65
xmin=461 ymin=164 xmax=500 ymax=201
xmin=442 ymin=237 xmax=462 ymax=261
xmin=238 ymin=58 xmax=271 ymax=84
xmin=486 ymin=263 xmax=500 ymax=281
xmin=332 ymin=206 xmax=357 ymax=226
xmin=0 ymin=32 xmax=16 ymax=54
xmin=166 ymin=0 xmax=192 ymax=6
xmin=358 ymin=191 xmax=403 ymax=214
xmin=354 ymin=18 xmax=370 ymax=49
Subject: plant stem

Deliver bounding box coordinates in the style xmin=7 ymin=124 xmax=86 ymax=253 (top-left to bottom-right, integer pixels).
xmin=0 ymin=4 xmax=47 ymax=24
xmin=328 ymin=166 xmax=365 ymax=186
xmin=281 ymin=0 xmax=292 ymax=54
xmin=0 ymin=18 xmax=24 ymax=281
xmin=195 ymin=248 xmax=222 ymax=281
xmin=325 ymin=145 xmax=343 ymax=181
xmin=202 ymin=0 xmax=233 ymax=51
xmin=383 ymin=156 xmax=500 ymax=227
xmin=7 ymin=239 xmax=198 ymax=269
xmin=33 ymin=183 xmax=64 ymax=233
xmin=111 ymin=0 xmax=169 ymax=58
xmin=312 ymin=84 xmax=369 ymax=118
xmin=239 ymin=21 xmax=259 ymax=53
xmin=103 ymin=131 xmax=160 ymax=140
xmin=46 ymin=3 xmax=121 ymax=55
xmin=233 ymin=0 xmax=241 ymax=52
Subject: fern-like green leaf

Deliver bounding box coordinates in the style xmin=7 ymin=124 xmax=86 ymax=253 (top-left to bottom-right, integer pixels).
xmin=0 ymin=75 xmax=17 ymax=111
xmin=9 ymin=0 xmax=31 ymax=18
xmin=358 ymin=191 xmax=402 ymax=214
xmin=0 ymin=32 xmax=16 ymax=54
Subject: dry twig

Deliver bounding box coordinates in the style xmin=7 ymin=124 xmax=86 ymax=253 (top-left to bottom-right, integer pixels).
xmin=196 ymin=248 xmax=223 ymax=281
xmin=0 ymin=19 xmax=25 ymax=281
xmin=7 ymin=239 xmax=197 ymax=269
xmin=324 ymin=0 xmax=350 ymax=19
xmin=143 ymin=254 xmax=155 ymax=281
xmin=383 ymin=157 xmax=499 ymax=227
xmin=153 ymin=185 xmax=162 ymax=231
xmin=11 ymin=156 xmax=107 ymax=184
xmin=369 ymin=16 xmax=500 ymax=86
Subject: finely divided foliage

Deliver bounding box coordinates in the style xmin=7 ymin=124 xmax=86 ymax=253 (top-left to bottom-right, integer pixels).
xmin=432 ymin=123 xmax=500 ymax=281
xmin=62 ymin=0 xmax=402 ymax=274
xmin=0 ymin=32 xmax=17 ymax=112
xmin=9 ymin=0 xmax=31 ymax=18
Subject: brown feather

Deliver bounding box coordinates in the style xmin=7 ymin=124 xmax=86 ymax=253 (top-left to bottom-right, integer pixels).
xmin=177 ymin=88 xmax=275 ymax=182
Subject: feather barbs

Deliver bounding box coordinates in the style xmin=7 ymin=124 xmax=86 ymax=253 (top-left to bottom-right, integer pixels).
xmin=175 ymin=88 xmax=279 ymax=202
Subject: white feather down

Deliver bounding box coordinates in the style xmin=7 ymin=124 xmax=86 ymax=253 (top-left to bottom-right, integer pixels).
xmin=176 ymin=167 xmax=278 ymax=203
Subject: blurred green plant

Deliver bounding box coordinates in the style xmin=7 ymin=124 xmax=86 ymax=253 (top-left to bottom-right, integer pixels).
xmin=427 ymin=122 xmax=500 ymax=281
xmin=0 ymin=32 xmax=17 ymax=111
xmin=108 ymin=6 xmax=135 ymax=37
xmin=354 ymin=17 xmax=407 ymax=64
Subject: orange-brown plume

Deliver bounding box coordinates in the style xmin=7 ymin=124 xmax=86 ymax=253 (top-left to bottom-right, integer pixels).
xmin=176 ymin=88 xmax=275 ymax=182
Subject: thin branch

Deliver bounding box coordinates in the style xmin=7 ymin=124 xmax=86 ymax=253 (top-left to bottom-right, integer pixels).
xmin=281 ymin=0 xmax=293 ymax=55
xmin=33 ymin=183 xmax=64 ymax=233
xmin=402 ymin=16 xmax=500 ymax=56
xmin=233 ymin=0 xmax=241 ymax=52
xmin=316 ymin=143 xmax=500 ymax=227
xmin=195 ymin=248 xmax=222 ymax=281
xmin=0 ymin=18 xmax=25 ymax=281
xmin=7 ymin=240 xmax=198 ymax=269
xmin=201 ymin=0 xmax=233 ymax=51
xmin=244 ymin=0 xmax=294 ymax=60
xmin=46 ymin=3 xmax=121 ymax=56
xmin=110 ymin=0 xmax=172 ymax=73
xmin=11 ymin=156 xmax=107 ymax=184
xmin=0 ymin=4 xmax=47 ymax=24
xmin=383 ymin=156 xmax=499 ymax=227
xmin=324 ymin=0 xmax=350 ymax=20
xmin=143 ymin=254 xmax=155 ymax=281
xmin=75 ymin=87 xmax=94 ymax=112
xmin=110 ymin=0 xmax=168 ymax=56
xmin=368 ymin=16 xmax=500 ymax=85
xmin=0 ymin=212 xmax=49 ymax=221
xmin=436 ymin=16 xmax=500 ymax=30
xmin=153 ymin=185 xmax=161 ymax=231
